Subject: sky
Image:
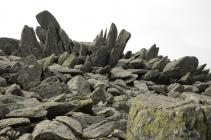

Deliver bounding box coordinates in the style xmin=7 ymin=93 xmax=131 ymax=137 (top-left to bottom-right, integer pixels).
xmin=0 ymin=0 xmax=211 ymax=68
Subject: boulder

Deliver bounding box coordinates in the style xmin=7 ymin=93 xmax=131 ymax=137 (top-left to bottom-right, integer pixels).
xmin=0 ymin=38 xmax=19 ymax=55
xmin=0 ymin=118 xmax=30 ymax=129
xmin=144 ymin=44 xmax=159 ymax=61
xmin=15 ymin=63 xmax=42 ymax=90
xmin=67 ymin=75 xmax=91 ymax=96
xmin=36 ymin=10 xmax=60 ymax=30
xmin=18 ymin=25 xmax=42 ymax=58
xmin=6 ymin=106 xmax=47 ymax=119
xmin=35 ymin=26 xmax=47 ymax=44
xmin=109 ymin=29 xmax=131 ymax=66
xmin=55 ymin=116 xmax=82 ymax=135
xmin=163 ymin=56 xmax=199 ymax=78
xmin=32 ymin=120 xmax=76 ymax=140
xmin=127 ymin=94 xmax=210 ymax=140
xmin=110 ymin=67 xmax=132 ymax=79
xmin=30 ymin=77 xmax=69 ymax=99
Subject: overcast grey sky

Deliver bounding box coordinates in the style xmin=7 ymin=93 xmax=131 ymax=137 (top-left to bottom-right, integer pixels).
xmin=0 ymin=0 xmax=211 ymax=68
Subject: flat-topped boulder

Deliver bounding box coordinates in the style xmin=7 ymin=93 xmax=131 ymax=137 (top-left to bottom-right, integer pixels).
xmin=127 ymin=94 xmax=211 ymax=140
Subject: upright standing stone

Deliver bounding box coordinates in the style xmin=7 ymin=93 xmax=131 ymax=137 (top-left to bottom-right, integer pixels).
xmin=43 ymin=23 xmax=62 ymax=57
xmin=18 ymin=25 xmax=42 ymax=58
xmin=109 ymin=29 xmax=131 ymax=67
xmin=35 ymin=26 xmax=47 ymax=44
xmin=105 ymin=23 xmax=118 ymax=52
xmin=36 ymin=10 xmax=60 ymax=30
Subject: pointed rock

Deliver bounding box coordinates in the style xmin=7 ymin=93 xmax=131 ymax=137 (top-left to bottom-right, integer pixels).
xmin=18 ymin=25 xmax=42 ymax=58
xmin=109 ymin=29 xmax=131 ymax=66
xmin=105 ymin=23 xmax=118 ymax=52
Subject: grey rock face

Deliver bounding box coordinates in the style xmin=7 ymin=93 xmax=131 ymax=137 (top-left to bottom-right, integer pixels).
xmin=6 ymin=106 xmax=47 ymax=119
xmin=109 ymin=29 xmax=131 ymax=67
xmin=0 ymin=38 xmax=19 ymax=55
xmin=36 ymin=10 xmax=60 ymax=30
xmin=35 ymin=26 xmax=47 ymax=44
xmin=55 ymin=116 xmax=82 ymax=135
xmin=145 ymin=44 xmax=159 ymax=61
xmin=30 ymin=77 xmax=69 ymax=99
xmin=163 ymin=56 xmax=199 ymax=78
xmin=32 ymin=120 xmax=76 ymax=140
xmin=15 ymin=63 xmax=42 ymax=90
xmin=0 ymin=118 xmax=30 ymax=129
xmin=67 ymin=75 xmax=91 ymax=96
xmin=18 ymin=25 xmax=42 ymax=58
xmin=43 ymin=22 xmax=61 ymax=57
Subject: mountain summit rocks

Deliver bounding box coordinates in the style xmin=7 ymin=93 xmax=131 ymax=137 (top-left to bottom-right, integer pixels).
xmin=0 ymin=10 xmax=211 ymax=140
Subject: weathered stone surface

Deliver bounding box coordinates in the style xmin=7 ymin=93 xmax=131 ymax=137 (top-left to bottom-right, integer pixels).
xmin=0 ymin=76 xmax=7 ymax=87
xmin=43 ymin=22 xmax=61 ymax=57
xmin=83 ymin=120 xmax=126 ymax=139
xmin=70 ymin=112 xmax=105 ymax=128
xmin=55 ymin=116 xmax=82 ymax=135
xmin=18 ymin=133 xmax=32 ymax=140
xmin=6 ymin=106 xmax=47 ymax=119
xmin=18 ymin=25 xmax=42 ymax=58
xmin=89 ymin=87 xmax=106 ymax=104
xmin=145 ymin=44 xmax=159 ymax=61
xmin=105 ymin=23 xmax=118 ymax=52
xmin=59 ymin=28 xmax=72 ymax=52
xmin=35 ymin=26 xmax=47 ymax=44
xmin=30 ymin=77 xmax=68 ymax=99
xmin=109 ymin=29 xmax=131 ymax=66
xmin=67 ymin=75 xmax=91 ymax=96
xmin=36 ymin=10 xmax=60 ymax=30
xmin=62 ymin=53 xmax=77 ymax=68
xmin=163 ymin=56 xmax=199 ymax=78
xmin=127 ymin=94 xmax=210 ymax=140
xmin=32 ymin=120 xmax=76 ymax=140
xmin=110 ymin=67 xmax=132 ymax=79
xmin=15 ymin=63 xmax=42 ymax=90
xmin=0 ymin=118 xmax=30 ymax=129
xmin=0 ymin=38 xmax=19 ymax=55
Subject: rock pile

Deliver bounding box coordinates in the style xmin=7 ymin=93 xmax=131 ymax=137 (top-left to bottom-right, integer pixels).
xmin=0 ymin=10 xmax=211 ymax=140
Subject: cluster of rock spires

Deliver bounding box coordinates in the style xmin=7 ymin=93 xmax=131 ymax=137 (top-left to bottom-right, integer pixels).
xmin=1 ymin=10 xmax=211 ymax=140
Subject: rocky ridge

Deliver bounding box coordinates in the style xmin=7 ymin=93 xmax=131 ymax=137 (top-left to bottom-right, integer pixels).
xmin=0 ymin=10 xmax=211 ymax=140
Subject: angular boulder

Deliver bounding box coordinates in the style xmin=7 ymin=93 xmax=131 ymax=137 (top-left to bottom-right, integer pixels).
xmin=127 ymin=94 xmax=210 ymax=140
xmin=32 ymin=120 xmax=76 ymax=140
xmin=163 ymin=56 xmax=199 ymax=78
xmin=36 ymin=10 xmax=60 ymax=30
xmin=18 ymin=25 xmax=42 ymax=58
